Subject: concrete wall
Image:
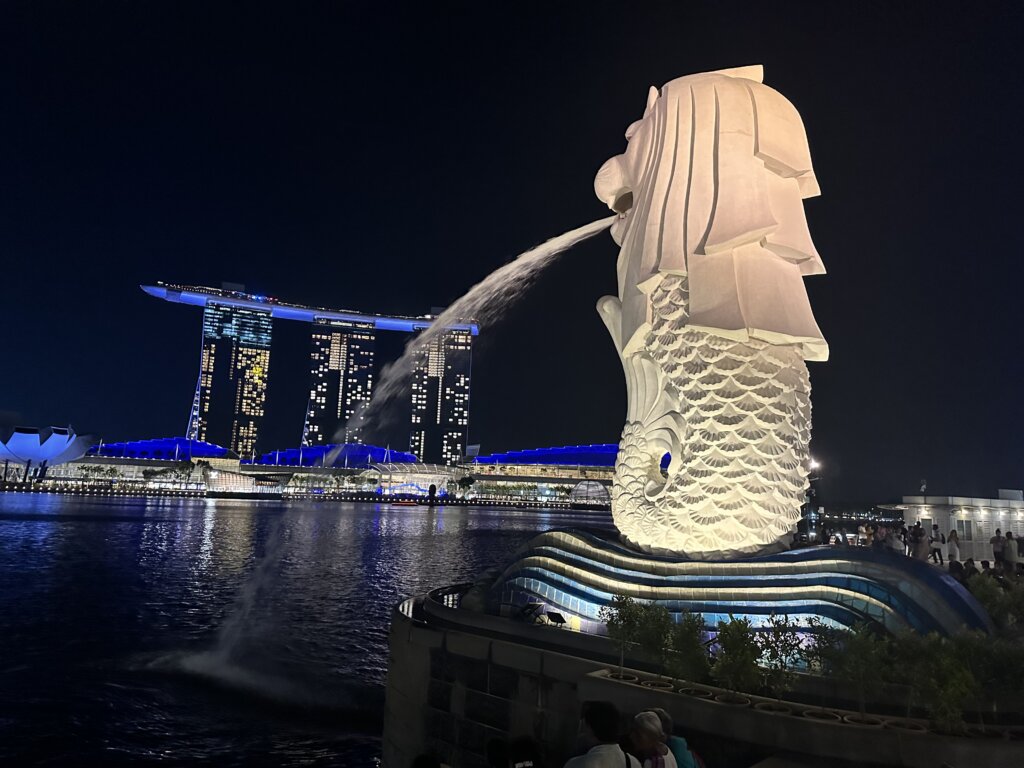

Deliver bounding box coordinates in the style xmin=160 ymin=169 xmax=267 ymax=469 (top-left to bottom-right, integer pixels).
xmin=383 ymin=603 xmax=605 ymax=767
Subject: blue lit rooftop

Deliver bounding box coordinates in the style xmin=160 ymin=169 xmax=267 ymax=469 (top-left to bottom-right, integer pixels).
xmin=89 ymin=437 xmax=230 ymax=460
xmin=244 ymin=443 xmax=417 ymax=468
xmin=473 ymin=443 xmax=670 ymax=470
xmin=142 ymin=282 xmax=479 ymax=335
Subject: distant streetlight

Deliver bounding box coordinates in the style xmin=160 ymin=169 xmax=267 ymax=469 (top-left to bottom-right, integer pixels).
xmin=809 ymin=458 xmax=821 ymax=471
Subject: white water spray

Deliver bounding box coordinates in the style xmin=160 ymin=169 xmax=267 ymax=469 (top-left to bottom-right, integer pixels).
xmin=334 ymin=215 xmax=616 ymax=444
xmin=165 ymin=520 xmax=300 ymax=699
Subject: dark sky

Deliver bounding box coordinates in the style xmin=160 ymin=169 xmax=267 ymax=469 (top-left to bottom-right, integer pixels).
xmin=2 ymin=2 xmax=1023 ymax=504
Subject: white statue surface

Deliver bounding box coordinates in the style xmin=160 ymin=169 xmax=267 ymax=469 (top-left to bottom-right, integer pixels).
xmin=594 ymin=65 xmax=827 ymax=559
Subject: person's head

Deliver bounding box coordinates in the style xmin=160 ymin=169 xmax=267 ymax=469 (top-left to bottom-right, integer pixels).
xmin=631 ymin=711 xmax=664 ymax=755
xmin=996 ymin=529 xmax=1002 ymax=536
xmin=648 ymin=708 xmax=673 ymax=742
xmin=949 ymin=560 xmax=964 ymax=576
xmin=981 ymin=560 xmax=990 ymax=570
xmin=580 ymin=701 xmax=621 ymax=745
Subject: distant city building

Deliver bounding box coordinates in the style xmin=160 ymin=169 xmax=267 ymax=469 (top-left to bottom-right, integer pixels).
xmin=0 ymin=425 xmax=91 ymax=482
xmin=142 ymin=283 xmax=477 ymax=462
xmin=463 ymin=443 xmax=661 ymax=506
xmin=302 ymin=319 xmax=376 ymax=446
xmin=410 ymin=327 xmax=472 ymax=465
xmin=187 ymin=301 xmax=273 ymax=457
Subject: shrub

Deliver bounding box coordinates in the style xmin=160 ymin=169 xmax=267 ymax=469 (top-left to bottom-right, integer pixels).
xmin=668 ymin=611 xmax=711 ymax=683
xmin=599 ymin=595 xmax=642 ymax=677
xmin=758 ymin=614 xmax=803 ymax=703
xmin=711 ymin=616 xmax=761 ymax=696
xmin=921 ymin=634 xmax=976 ymax=734
xmin=887 ymin=629 xmax=930 ymax=718
xmin=832 ymin=623 xmax=885 ymax=716
xmin=635 ymin=602 xmax=674 ymax=679
xmin=799 ymin=617 xmax=842 ymax=676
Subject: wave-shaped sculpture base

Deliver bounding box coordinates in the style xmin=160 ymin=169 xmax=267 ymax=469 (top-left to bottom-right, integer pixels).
xmin=491 ymin=529 xmax=991 ymax=637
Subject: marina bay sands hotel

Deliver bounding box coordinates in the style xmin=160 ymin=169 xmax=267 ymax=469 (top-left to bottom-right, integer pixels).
xmin=142 ymin=282 xmax=477 ymax=465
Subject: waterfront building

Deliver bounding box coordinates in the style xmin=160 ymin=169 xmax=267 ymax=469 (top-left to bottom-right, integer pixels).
xmin=467 ymin=443 xmax=672 ymax=505
xmin=43 ymin=437 xmax=228 ymax=493
xmin=187 ymin=300 xmax=273 ymax=457
xmin=410 ymin=326 xmax=472 ymax=465
xmin=142 ymin=283 xmax=477 ymax=463
xmin=0 ymin=425 xmax=91 ymax=482
xmin=302 ymin=319 xmax=376 ymax=446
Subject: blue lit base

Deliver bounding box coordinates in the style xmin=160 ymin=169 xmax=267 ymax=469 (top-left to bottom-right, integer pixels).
xmin=492 ymin=529 xmax=991 ymax=636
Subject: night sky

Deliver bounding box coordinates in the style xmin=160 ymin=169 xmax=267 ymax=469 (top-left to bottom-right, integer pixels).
xmin=2 ymin=2 xmax=1022 ymax=504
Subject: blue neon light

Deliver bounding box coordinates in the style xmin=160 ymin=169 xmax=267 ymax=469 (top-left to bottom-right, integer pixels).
xmin=88 ymin=437 xmax=228 ymax=460
xmin=474 ymin=443 xmax=670 ymax=469
xmin=141 ymin=284 xmax=479 ymax=335
xmin=243 ymin=443 xmax=417 ymax=468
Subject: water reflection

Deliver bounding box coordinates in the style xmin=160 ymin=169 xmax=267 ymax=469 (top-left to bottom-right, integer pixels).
xmin=0 ymin=493 xmax=609 ymax=765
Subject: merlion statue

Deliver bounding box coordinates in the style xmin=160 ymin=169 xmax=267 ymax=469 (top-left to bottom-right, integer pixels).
xmin=594 ymin=65 xmax=827 ymax=559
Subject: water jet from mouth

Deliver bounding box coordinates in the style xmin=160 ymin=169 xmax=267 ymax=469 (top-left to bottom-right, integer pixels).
xmin=332 ymin=215 xmax=615 ymax=448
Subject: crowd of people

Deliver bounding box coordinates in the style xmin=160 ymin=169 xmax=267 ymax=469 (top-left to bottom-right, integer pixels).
xmin=410 ymin=701 xmax=703 ymax=768
xmin=825 ymin=521 xmax=1022 ymax=573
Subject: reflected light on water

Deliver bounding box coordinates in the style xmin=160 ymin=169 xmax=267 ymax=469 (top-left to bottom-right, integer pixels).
xmin=0 ymin=494 xmax=610 ymax=765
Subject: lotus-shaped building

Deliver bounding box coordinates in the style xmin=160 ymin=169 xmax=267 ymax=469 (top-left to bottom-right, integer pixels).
xmin=0 ymin=426 xmax=91 ymax=470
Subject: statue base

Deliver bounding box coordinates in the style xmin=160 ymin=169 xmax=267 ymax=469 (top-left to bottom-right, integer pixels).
xmin=490 ymin=528 xmax=990 ymax=636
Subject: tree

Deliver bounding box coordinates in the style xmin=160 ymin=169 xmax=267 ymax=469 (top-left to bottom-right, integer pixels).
xmin=456 ymin=475 xmax=476 ymax=496
xmin=668 ymin=610 xmax=710 ymax=683
xmin=919 ymin=633 xmax=976 ymax=734
xmin=797 ymin=617 xmax=845 ymax=712
xmin=832 ymin=622 xmax=885 ymax=717
xmin=887 ymin=629 xmax=929 ymax=718
xmin=758 ymin=613 xmax=803 ymax=704
xmin=711 ymin=616 xmax=761 ymax=697
xmin=953 ymin=630 xmax=1024 ymax=730
xmin=635 ymin=602 xmax=674 ymax=679
xmin=599 ymin=594 xmax=643 ymax=678
xmin=800 ymin=617 xmax=842 ymax=675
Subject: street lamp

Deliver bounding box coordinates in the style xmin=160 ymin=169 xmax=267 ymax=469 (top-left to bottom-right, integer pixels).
xmin=804 ymin=458 xmax=823 ymax=542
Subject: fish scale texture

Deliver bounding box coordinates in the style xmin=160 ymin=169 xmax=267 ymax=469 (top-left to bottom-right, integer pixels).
xmin=613 ymin=275 xmax=811 ymax=558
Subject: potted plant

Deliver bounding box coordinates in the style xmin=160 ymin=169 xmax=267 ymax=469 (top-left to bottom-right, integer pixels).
xmin=756 ymin=613 xmax=802 ymax=714
xmin=798 ymin=618 xmax=843 ymax=722
xmin=599 ymin=594 xmax=642 ymax=681
xmin=832 ymin=622 xmax=885 ymax=726
xmin=669 ymin=610 xmax=712 ymax=696
xmin=635 ymin=602 xmax=675 ymax=689
xmin=920 ymin=633 xmax=976 ymax=735
xmin=882 ymin=629 xmax=930 ymax=732
xmin=710 ymin=616 xmax=760 ymax=705
xmin=954 ymin=630 xmax=1024 ymax=737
